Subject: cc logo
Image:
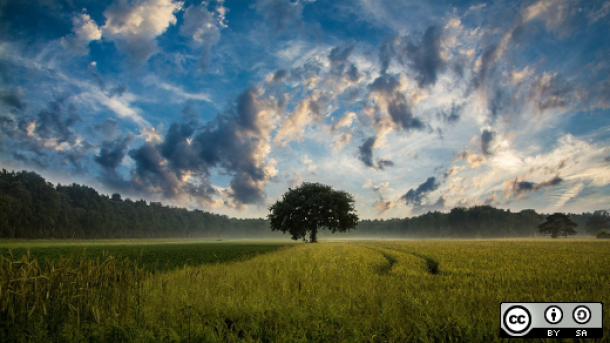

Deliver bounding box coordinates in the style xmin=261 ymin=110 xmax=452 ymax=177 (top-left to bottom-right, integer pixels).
xmin=503 ymin=305 xmax=532 ymax=334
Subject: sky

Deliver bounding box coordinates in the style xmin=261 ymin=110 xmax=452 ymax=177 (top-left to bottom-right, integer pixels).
xmin=1 ymin=0 xmax=609 ymax=219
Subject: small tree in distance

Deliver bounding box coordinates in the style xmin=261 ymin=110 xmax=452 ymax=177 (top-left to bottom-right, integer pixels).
xmin=538 ymin=213 xmax=578 ymax=238
xmin=268 ymin=182 xmax=359 ymax=242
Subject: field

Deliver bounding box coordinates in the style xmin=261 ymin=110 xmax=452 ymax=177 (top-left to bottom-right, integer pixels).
xmin=1 ymin=239 xmax=609 ymax=342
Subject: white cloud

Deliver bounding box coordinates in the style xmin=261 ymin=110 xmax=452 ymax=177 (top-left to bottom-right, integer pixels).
xmin=61 ymin=13 xmax=102 ymax=54
xmin=102 ymin=0 xmax=183 ymax=64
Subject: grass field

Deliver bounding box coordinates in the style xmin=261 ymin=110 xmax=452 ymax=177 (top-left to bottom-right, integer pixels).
xmin=1 ymin=238 xmax=608 ymax=342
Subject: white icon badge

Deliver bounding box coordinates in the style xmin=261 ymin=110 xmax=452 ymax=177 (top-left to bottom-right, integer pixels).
xmin=544 ymin=305 xmax=563 ymax=324
xmin=503 ymin=306 xmax=532 ymax=334
xmin=573 ymin=306 xmax=591 ymax=324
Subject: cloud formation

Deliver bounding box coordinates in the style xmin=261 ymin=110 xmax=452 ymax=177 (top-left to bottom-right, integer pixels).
xmin=102 ymin=0 xmax=183 ymax=65
xmin=401 ymin=177 xmax=440 ymax=206
xmin=503 ymin=175 xmax=563 ymax=198
xmin=61 ymin=13 xmax=102 ymax=54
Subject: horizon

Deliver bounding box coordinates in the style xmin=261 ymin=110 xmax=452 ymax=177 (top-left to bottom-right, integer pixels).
xmin=1 ymin=0 xmax=609 ymax=220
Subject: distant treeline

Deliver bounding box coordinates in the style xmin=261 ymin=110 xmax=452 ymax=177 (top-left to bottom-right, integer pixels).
xmin=0 ymin=170 xmax=274 ymax=239
xmin=0 ymin=169 xmax=603 ymax=239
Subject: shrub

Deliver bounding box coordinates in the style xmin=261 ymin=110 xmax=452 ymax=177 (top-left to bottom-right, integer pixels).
xmin=596 ymin=229 xmax=610 ymax=239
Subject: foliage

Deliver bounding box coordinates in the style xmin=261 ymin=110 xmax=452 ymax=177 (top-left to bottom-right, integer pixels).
xmin=1 ymin=240 xmax=609 ymax=342
xmin=596 ymin=229 xmax=610 ymax=239
xmin=1 ymin=169 xmax=607 ymax=240
xmin=268 ymin=182 xmax=359 ymax=242
xmin=585 ymin=210 xmax=610 ymax=235
xmin=0 ymin=169 xmax=278 ymax=239
xmin=356 ymin=206 xmax=546 ymax=238
xmin=538 ymin=213 xmax=578 ymax=238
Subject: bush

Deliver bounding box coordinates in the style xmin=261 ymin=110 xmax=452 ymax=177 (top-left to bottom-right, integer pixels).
xmin=596 ymin=229 xmax=610 ymax=239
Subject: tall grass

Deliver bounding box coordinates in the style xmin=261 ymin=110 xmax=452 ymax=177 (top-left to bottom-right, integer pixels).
xmin=0 ymin=251 xmax=144 ymax=342
xmin=1 ymin=240 xmax=609 ymax=342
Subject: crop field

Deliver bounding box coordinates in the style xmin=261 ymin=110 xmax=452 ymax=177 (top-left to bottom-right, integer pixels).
xmin=0 ymin=240 xmax=290 ymax=272
xmin=1 ymin=239 xmax=609 ymax=342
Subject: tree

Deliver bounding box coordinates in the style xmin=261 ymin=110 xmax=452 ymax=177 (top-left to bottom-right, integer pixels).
xmin=268 ymin=182 xmax=359 ymax=242
xmin=585 ymin=210 xmax=610 ymax=235
xmin=538 ymin=213 xmax=578 ymax=238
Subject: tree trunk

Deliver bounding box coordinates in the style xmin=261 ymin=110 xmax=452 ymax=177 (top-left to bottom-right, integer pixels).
xmin=310 ymin=228 xmax=318 ymax=243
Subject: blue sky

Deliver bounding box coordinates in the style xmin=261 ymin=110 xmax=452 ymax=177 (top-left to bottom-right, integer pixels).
xmin=1 ymin=0 xmax=609 ymax=219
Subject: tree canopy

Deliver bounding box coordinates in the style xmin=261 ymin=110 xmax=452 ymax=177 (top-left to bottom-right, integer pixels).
xmin=585 ymin=210 xmax=610 ymax=235
xmin=538 ymin=213 xmax=578 ymax=238
xmin=267 ymin=182 xmax=359 ymax=242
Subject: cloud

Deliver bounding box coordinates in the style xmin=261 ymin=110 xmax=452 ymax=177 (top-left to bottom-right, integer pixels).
xmin=84 ymin=90 xmax=150 ymax=127
xmin=378 ymin=26 xmax=445 ymax=88
xmin=481 ymin=129 xmax=495 ymax=155
xmin=94 ymin=118 xmax=120 ymax=139
xmin=273 ymin=90 xmax=328 ymax=146
xmin=256 ymin=0 xmax=304 ymax=33
xmin=95 ymin=135 xmax=133 ymax=170
xmin=61 ymin=12 xmax=102 ymax=54
xmin=526 ymin=72 xmax=573 ymax=115
xmin=358 ymin=136 xmax=394 ymax=170
xmin=444 ymin=165 xmax=464 ymax=179
xmin=400 ymin=176 xmax=440 ymax=206
xmin=399 ymin=25 xmax=445 ymax=88
xmin=358 ymin=136 xmax=375 ymax=168
xmin=467 ymin=154 xmax=486 ymax=168
xmin=438 ymin=103 xmax=461 ymax=124
xmin=0 ymin=96 xmax=87 ymax=170
xmin=0 ymin=88 xmax=26 ymax=111
xmin=179 ymin=3 xmax=224 ymax=72
xmin=367 ymin=74 xmax=424 ymax=132
xmin=270 ymin=69 xmax=289 ymax=83
xmin=102 ymin=0 xmax=183 ymax=65
xmin=502 ymin=175 xmax=563 ymax=198
xmin=106 ymin=86 xmax=279 ymax=207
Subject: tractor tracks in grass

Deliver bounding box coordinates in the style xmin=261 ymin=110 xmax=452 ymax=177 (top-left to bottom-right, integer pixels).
xmin=365 ymin=245 xmax=441 ymax=276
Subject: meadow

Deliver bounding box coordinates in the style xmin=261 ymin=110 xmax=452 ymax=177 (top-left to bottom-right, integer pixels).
xmin=0 ymin=239 xmax=608 ymax=342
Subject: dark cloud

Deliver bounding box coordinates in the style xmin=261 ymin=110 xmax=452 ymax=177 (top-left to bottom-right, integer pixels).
xmin=400 ymin=177 xmax=440 ymax=206
xmin=400 ymin=25 xmax=444 ymax=88
xmin=378 ymin=36 xmax=396 ymax=75
xmin=271 ymin=69 xmax=288 ymax=83
xmin=368 ymin=74 xmax=423 ymax=131
xmin=256 ymin=0 xmax=303 ymax=33
xmin=503 ymin=175 xmax=563 ymax=197
xmin=289 ymin=59 xmax=323 ymax=81
xmin=481 ymin=129 xmax=495 ymax=155
xmin=0 ymin=89 xmax=25 ymax=110
xmin=377 ymin=159 xmax=394 ymax=170
xmin=358 ymin=136 xmax=375 ymax=168
xmin=328 ymin=45 xmax=357 ymax=77
xmin=128 ymin=142 xmax=181 ymax=198
xmin=378 ymin=26 xmax=445 ymax=88
xmin=105 ymin=87 xmax=274 ymax=207
xmin=33 ymin=95 xmax=81 ymax=144
xmin=95 ymin=135 xmax=132 ymax=171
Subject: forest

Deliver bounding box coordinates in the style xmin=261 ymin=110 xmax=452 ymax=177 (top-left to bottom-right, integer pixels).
xmin=0 ymin=169 xmax=605 ymax=239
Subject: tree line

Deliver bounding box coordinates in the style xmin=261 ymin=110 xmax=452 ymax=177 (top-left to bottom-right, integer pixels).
xmin=0 ymin=169 xmax=607 ymax=239
xmin=0 ymin=170 xmax=275 ymax=239
xmin=354 ymin=207 xmax=609 ymax=239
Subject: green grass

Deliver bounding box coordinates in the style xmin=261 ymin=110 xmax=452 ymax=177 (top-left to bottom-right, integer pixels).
xmin=1 ymin=239 xmax=609 ymax=342
xmin=0 ymin=239 xmax=291 ymax=271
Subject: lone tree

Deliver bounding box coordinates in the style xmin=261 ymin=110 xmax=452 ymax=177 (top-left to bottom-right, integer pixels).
xmin=538 ymin=213 xmax=577 ymax=238
xmin=268 ymin=182 xmax=359 ymax=242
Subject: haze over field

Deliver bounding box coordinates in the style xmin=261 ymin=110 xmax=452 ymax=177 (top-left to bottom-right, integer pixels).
xmin=1 ymin=0 xmax=609 ymax=220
